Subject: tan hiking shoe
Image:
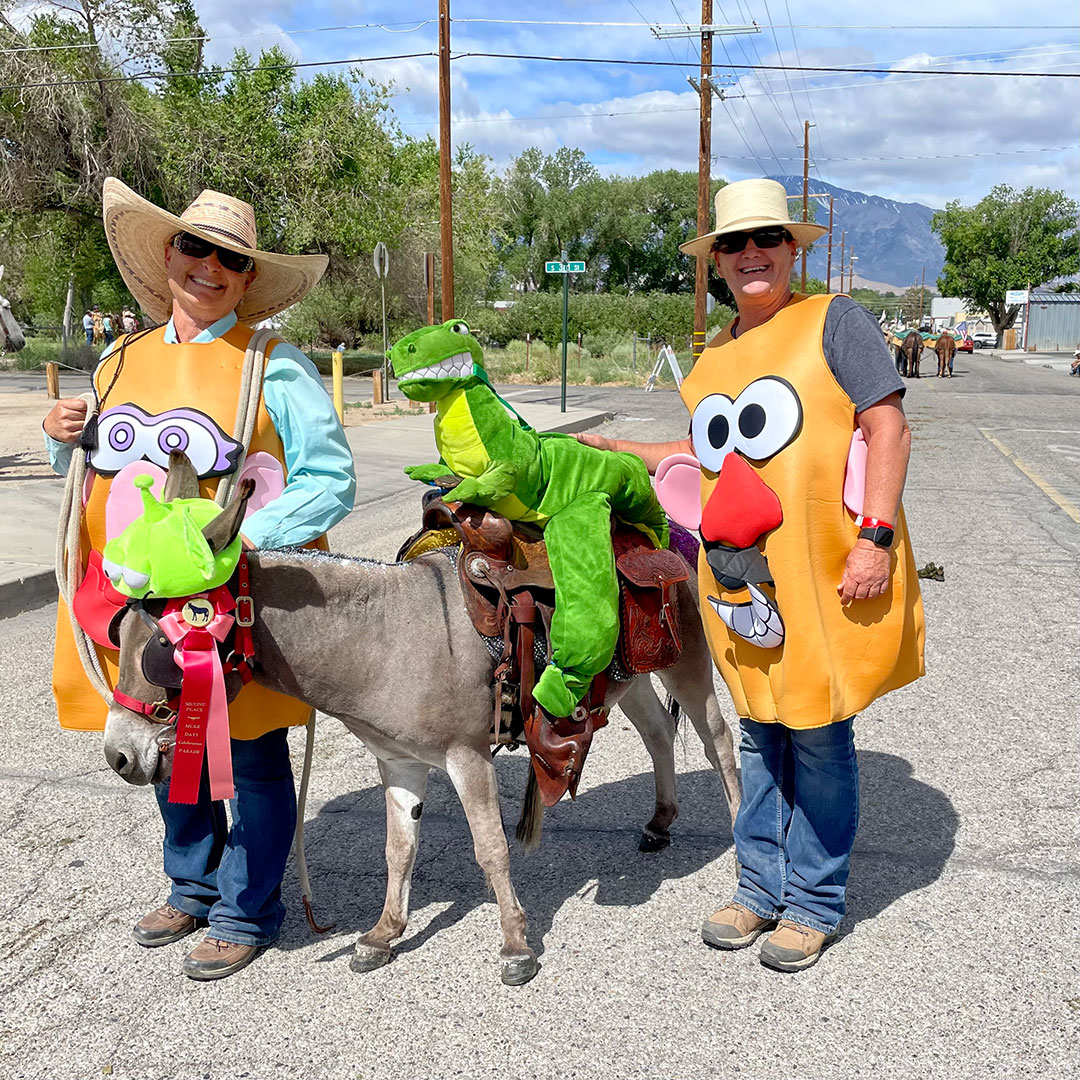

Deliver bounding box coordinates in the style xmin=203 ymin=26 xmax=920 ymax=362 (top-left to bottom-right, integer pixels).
xmin=759 ymin=920 xmax=837 ymax=972
xmin=132 ymin=903 xmax=204 ymax=948
xmin=182 ymin=937 xmax=259 ymax=981
xmin=701 ymin=903 xmax=777 ymax=950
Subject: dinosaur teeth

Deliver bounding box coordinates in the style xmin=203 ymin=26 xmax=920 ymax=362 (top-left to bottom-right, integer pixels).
xmin=406 ymin=352 xmax=473 ymax=380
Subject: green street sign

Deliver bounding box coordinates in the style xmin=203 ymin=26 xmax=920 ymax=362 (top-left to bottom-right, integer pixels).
xmin=545 ymin=260 xmax=565 ymax=273
xmin=545 ymin=260 xmax=586 ymax=273
xmin=567 ymin=261 xmax=586 ymax=273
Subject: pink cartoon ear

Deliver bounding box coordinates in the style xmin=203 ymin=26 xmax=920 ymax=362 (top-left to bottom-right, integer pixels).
xmin=235 ymin=451 xmax=285 ymax=517
xmin=654 ymin=452 xmax=703 ymax=531
xmin=844 ymin=429 xmax=867 ymax=516
xmin=104 ymin=461 xmax=168 ymax=542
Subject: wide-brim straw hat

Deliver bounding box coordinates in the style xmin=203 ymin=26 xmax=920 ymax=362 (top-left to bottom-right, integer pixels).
xmin=679 ymin=178 xmax=828 ymax=258
xmin=102 ymin=177 xmax=329 ymax=324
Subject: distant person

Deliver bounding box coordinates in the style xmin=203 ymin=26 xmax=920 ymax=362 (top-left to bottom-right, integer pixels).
xmin=102 ymin=313 xmax=115 ymax=345
xmin=82 ymin=309 xmax=93 ymax=345
xmin=91 ymin=307 xmax=104 ymax=345
xmin=1070 ymin=346 xmax=1080 ymax=377
xmin=121 ymin=308 xmax=138 ymax=334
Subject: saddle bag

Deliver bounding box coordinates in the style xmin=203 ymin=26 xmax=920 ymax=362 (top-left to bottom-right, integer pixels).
xmin=614 ymin=541 xmax=689 ymax=675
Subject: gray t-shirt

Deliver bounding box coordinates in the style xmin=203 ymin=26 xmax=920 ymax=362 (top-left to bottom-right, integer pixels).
xmin=730 ymin=295 xmax=905 ymax=413
xmin=822 ymin=296 xmax=905 ymax=412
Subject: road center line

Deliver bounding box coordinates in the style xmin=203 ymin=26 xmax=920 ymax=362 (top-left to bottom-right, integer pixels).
xmin=980 ymin=428 xmax=1080 ymax=525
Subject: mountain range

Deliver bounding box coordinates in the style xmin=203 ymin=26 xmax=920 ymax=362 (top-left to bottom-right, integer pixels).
xmin=767 ymin=176 xmax=945 ymax=293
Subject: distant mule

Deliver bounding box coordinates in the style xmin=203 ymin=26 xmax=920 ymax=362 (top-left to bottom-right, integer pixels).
xmin=935 ymin=333 xmax=956 ymax=378
xmin=897 ymin=330 xmax=922 ymax=378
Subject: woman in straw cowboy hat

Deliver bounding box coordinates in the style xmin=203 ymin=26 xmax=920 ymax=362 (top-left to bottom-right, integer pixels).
xmin=43 ymin=179 xmax=355 ymax=980
xmin=580 ymin=178 xmax=924 ymax=972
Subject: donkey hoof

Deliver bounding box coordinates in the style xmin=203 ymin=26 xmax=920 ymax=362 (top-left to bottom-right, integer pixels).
xmin=500 ymin=952 xmax=539 ymax=986
xmin=349 ymin=942 xmax=391 ymax=973
xmin=638 ymin=828 xmax=671 ymax=853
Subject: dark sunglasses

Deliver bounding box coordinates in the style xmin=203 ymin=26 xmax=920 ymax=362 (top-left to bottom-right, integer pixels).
xmin=711 ymin=227 xmax=792 ymax=255
xmin=171 ymin=232 xmax=255 ymax=274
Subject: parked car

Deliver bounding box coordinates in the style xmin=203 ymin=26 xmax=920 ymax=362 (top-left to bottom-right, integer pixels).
xmin=971 ymin=331 xmax=997 ymax=348
xmin=957 ymin=336 xmax=974 ymax=353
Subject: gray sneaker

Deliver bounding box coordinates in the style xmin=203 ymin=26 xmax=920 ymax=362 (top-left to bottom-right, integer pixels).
xmin=701 ymin=903 xmax=777 ymax=950
xmin=132 ymin=903 xmax=204 ymax=948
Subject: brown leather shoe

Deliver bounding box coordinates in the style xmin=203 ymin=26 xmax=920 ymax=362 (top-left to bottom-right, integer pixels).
xmin=132 ymin=903 xmax=204 ymax=948
xmin=759 ymin=920 xmax=837 ymax=972
xmin=701 ymin=902 xmax=777 ymax=950
xmin=182 ymin=937 xmax=260 ymax=981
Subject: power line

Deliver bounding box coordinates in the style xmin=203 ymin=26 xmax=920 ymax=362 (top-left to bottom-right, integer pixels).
xmin=450 ymin=19 xmax=1077 ymax=30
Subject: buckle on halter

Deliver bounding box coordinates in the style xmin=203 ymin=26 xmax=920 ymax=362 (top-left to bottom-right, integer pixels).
xmin=150 ymin=700 xmax=177 ymax=723
xmin=235 ymin=595 xmax=255 ymax=626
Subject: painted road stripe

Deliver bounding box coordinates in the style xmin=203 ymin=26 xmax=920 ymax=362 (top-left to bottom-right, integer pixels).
xmin=980 ymin=428 xmax=1080 ymax=525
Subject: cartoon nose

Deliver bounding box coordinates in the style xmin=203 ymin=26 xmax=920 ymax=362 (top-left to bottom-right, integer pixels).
xmin=700 ymin=452 xmax=783 ymax=548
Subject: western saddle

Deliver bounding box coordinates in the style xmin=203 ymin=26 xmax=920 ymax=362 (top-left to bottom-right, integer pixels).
xmin=397 ymin=494 xmax=689 ymax=806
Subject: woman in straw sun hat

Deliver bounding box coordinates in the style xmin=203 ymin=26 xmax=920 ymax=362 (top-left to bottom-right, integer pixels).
xmin=43 ymin=178 xmax=356 ymax=981
xmin=579 ymin=177 xmax=924 ymax=972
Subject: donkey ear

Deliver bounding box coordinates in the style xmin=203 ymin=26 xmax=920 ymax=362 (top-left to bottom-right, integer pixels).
xmin=201 ymin=479 xmax=256 ymax=554
xmin=162 ymin=451 xmax=200 ymax=502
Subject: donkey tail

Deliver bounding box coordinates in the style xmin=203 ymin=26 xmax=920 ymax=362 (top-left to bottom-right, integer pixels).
xmin=515 ymin=765 xmax=545 ymax=852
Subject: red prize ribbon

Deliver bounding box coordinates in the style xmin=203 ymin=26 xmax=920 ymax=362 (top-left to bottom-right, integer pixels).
xmin=159 ymin=587 xmax=236 ymax=804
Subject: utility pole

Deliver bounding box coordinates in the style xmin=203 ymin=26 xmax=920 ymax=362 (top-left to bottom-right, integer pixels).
xmin=825 ymin=196 xmax=834 ymax=293
xmin=848 ymin=247 xmax=857 ymax=293
xmin=438 ymin=0 xmax=454 ymax=319
xmin=919 ymin=266 xmax=926 ymax=325
xmin=838 ymin=229 xmax=846 ymax=291
xmin=800 ymin=120 xmax=815 ymax=291
xmin=693 ymin=0 xmax=713 ymax=365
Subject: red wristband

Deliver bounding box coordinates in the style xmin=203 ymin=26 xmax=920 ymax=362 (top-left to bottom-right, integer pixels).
xmin=854 ymin=514 xmax=894 ymax=530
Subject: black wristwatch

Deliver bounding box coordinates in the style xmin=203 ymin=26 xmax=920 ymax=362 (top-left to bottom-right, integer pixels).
xmin=858 ymin=524 xmax=894 ymax=549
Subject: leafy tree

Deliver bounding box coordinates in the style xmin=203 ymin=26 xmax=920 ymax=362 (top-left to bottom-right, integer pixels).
xmin=933 ymin=185 xmax=1080 ymax=342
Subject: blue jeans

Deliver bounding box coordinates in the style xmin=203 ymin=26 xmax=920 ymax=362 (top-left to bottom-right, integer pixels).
xmin=154 ymin=728 xmax=297 ymax=946
xmin=84 ymin=327 xmax=93 ymax=345
xmin=732 ymin=716 xmax=859 ymax=935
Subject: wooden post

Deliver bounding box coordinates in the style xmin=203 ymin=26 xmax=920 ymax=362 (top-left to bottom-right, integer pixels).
xmin=919 ymin=266 xmax=926 ymax=325
xmin=576 ymin=331 xmax=582 ymax=369
xmin=848 ymin=247 xmax=856 ymax=293
xmin=525 ymin=332 xmax=531 ymax=372
xmin=692 ymin=0 xmax=713 ymax=364
xmin=838 ymin=231 xmax=846 ymax=292
xmin=825 ymin=196 xmax=834 ymax=293
xmin=372 ymin=368 xmax=385 ymax=405
xmin=46 ymin=362 xmax=60 ymax=399
xmin=438 ymin=0 xmax=454 ymax=320
xmin=425 ymin=252 xmax=435 ymax=324
xmin=331 ymin=349 xmax=344 ymax=423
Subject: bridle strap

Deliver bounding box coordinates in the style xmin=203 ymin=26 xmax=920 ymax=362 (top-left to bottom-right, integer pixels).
xmin=112 ymin=687 xmax=180 ymax=724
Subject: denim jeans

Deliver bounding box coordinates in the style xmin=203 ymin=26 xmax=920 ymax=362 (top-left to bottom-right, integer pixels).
xmin=732 ymin=716 xmax=859 ymax=935
xmin=154 ymin=728 xmax=297 ymax=946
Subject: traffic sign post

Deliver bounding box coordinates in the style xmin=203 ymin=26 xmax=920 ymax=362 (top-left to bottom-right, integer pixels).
xmin=545 ymin=256 xmax=586 ymax=412
xmin=373 ymin=242 xmax=390 ymax=397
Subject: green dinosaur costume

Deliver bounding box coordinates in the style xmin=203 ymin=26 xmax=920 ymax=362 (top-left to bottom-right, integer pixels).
xmin=390 ymin=320 xmax=669 ymax=717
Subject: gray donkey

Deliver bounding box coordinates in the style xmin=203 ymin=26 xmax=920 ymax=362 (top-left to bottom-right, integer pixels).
xmin=102 ymin=455 xmax=739 ymax=985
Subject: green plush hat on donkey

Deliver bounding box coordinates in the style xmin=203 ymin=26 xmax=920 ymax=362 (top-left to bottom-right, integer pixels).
xmin=102 ymin=474 xmax=244 ymax=599
xmin=389 ymin=318 xmax=670 ymax=719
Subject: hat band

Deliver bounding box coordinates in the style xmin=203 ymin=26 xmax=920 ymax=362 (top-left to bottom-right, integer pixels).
xmin=182 ymin=222 xmax=255 ymax=250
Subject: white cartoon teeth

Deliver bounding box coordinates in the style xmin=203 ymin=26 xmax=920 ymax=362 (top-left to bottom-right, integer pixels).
xmin=708 ymin=583 xmax=785 ymax=649
xmin=407 ymin=351 xmax=473 ymax=380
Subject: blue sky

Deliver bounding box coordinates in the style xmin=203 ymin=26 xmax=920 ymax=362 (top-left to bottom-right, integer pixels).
xmin=192 ymin=0 xmax=1079 ymax=210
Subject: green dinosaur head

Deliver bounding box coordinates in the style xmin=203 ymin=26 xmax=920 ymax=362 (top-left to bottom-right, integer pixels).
xmin=101 ymin=475 xmax=242 ymax=599
xmin=389 ymin=320 xmax=487 ymax=402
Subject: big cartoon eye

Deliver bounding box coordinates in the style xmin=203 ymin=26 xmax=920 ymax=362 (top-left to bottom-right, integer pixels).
xmin=690 ymin=377 xmax=802 ymax=472
xmin=731 ymin=377 xmax=802 ymax=461
xmin=690 ymin=393 xmax=738 ymax=473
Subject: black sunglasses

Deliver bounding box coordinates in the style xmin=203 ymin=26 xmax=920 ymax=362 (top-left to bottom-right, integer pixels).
xmin=711 ymin=227 xmax=793 ymax=255
xmin=171 ymin=232 xmax=255 ymax=274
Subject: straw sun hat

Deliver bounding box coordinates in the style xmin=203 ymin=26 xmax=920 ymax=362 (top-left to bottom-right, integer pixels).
xmin=679 ymin=178 xmax=828 ymax=259
xmin=102 ymin=177 xmax=328 ymax=324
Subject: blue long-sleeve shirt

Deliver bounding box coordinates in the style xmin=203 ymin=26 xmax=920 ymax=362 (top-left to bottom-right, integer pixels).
xmin=45 ymin=313 xmax=356 ymax=548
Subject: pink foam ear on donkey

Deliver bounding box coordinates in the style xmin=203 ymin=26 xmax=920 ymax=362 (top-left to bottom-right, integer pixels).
xmin=653 ymin=453 xmax=704 ymax=531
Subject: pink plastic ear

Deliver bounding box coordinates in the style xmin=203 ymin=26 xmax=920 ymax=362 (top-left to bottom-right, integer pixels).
xmin=235 ymin=452 xmax=285 ymax=517
xmin=104 ymin=461 xmax=167 ymax=542
xmin=844 ymin=429 xmax=867 ymax=516
xmin=654 ymin=452 xmax=703 ymax=531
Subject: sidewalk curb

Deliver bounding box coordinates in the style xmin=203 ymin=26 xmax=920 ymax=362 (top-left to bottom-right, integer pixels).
xmin=0 ymin=568 xmax=57 ymax=621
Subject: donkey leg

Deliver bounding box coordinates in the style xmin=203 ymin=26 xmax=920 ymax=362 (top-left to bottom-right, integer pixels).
xmin=615 ymin=677 xmax=680 ymax=852
xmin=351 ymin=757 xmax=430 ymax=974
xmin=445 ymin=747 xmax=537 ymax=986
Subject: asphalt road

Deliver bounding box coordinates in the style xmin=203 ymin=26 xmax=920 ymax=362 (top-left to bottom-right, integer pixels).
xmin=1 ymin=352 xmax=1078 ymax=1080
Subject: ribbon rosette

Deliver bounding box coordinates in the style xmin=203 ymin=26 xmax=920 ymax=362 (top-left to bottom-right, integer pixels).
xmin=159 ymin=587 xmax=236 ymax=804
